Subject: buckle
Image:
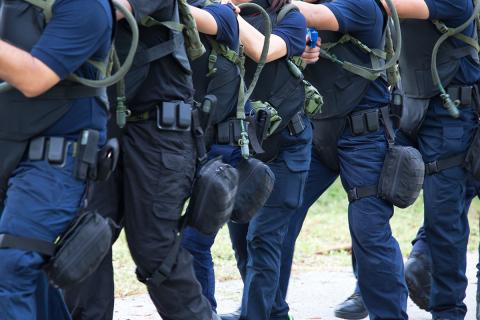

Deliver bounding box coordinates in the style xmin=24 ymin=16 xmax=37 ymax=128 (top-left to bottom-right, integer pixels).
xmin=425 ymin=161 xmax=439 ymax=175
xmin=347 ymin=188 xmax=359 ymax=202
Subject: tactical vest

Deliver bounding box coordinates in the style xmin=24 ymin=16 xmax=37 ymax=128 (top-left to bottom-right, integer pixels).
xmin=115 ymin=0 xmax=192 ymax=105
xmin=242 ymin=5 xmax=304 ymax=129
xmin=190 ymin=33 xmax=241 ymax=124
xmin=399 ymin=19 xmax=479 ymax=99
xmin=304 ymin=25 xmax=387 ymax=120
xmin=0 ymin=0 xmax=111 ymax=201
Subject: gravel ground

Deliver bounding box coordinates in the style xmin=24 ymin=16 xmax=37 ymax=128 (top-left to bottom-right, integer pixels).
xmin=113 ymin=253 xmax=478 ymax=320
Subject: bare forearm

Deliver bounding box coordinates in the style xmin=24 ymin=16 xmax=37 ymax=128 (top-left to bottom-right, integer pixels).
xmin=0 ymin=41 xmax=60 ymax=97
xmin=292 ymin=1 xmax=339 ymax=31
xmin=381 ymin=0 xmax=429 ymax=19
xmin=189 ymin=5 xmax=218 ymax=35
xmin=238 ymin=15 xmax=287 ymax=63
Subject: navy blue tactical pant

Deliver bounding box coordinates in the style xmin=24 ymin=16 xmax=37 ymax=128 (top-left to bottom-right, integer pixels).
xmin=0 ymin=151 xmax=85 ymax=320
xmin=416 ymin=99 xmax=477 ymax=319
xmin=239 ymin=121 xmax=312 ymax=320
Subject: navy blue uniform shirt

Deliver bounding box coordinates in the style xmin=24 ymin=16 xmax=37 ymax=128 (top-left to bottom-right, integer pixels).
xmin=425 ymin=0 xmax=480 ymax=84
xmin=324 ymin=0 xmax=390 ymax=109
xmin=31 ymin=0 xmax=112 ymax=142
xmin=273 ymin=9 xmax=307 ymax=57
xmin=204 ymin=3 xmax=240 ymax=50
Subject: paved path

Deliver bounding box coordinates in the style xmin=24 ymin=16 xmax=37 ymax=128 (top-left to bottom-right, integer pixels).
xmin=114 ymin=254 xmax=478 ymax=320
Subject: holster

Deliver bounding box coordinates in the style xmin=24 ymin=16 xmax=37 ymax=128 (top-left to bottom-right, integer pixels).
xmin=310 ymin=117 xmax=346 ymax=173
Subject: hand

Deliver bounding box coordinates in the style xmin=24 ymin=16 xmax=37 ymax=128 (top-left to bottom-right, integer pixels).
xmin=301 ymin=38 xmax=321 ymax=64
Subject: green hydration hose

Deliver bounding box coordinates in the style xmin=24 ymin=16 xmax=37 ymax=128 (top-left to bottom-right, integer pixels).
xmin=319 ymin=0 xmax=402 ymax=83
xmin=0 ymin=0 xmax=139 ymax=93
xmin=431 ymin=0 xmax=480 ymax=118
xmin=236 ymin=2 xmax=272 ymax=158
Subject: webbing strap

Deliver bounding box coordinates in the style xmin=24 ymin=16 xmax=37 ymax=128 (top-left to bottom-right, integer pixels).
xmin=276 ymin=3 xmax=298 ymax=24
xmin=0 ymin=234 xmax=55 ymax=256
xmin=192 ymin=108 xmax=208 ymax=165
xmin=433 ymin=20 xmax=480 ymax=52
xmin=23 ymin=0 xmax=55 ymax=22
xmin=380 ymin=106 xmax=395 ymax=147
xmin=141 ymin=16 xmax=185 ymax=32
xmin=144 ymin=234 xmax=181 ymax=287
xmin=133 ymin=33 xmax=183 ymax=67
xmin=347 ymin=185 xmax=378 ymax=202
xmin=425 ymin=153 xmax=466 ymax=175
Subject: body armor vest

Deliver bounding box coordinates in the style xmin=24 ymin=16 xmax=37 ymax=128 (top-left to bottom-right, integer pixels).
xmin=115 ymin=0 xmax=192 ymax=107
xmin=242 ymin=7 xmax=304 ymax=128
xmin=305 ymin=30 xmax=386 ymax=120
xmin=400 ymin=19 xmax=479 ymax=99
xmin=0 ymin=0 xmax=111 ymax=201
xmin=190 ymin=34 xmax=241 ymax=124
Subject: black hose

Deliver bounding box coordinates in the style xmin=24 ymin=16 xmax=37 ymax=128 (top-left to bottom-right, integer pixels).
xmin=431 ymin=0 xmax=480 ymax=118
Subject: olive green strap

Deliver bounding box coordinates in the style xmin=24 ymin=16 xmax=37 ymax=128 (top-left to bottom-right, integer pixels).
xmin=433 ymin=19 xmax=480 ymax=52
xmin=141 ymin=16 xmax=185 ymax=32
xmin=322 ymin=34 xmax=387 ymax=60
xmin=276 ymin=3 xmax=298 ymax=24
xmin=23 ymin=0 xmax=55 ymax=22
xmin=385 ymin=24 xmax=400 ymax=86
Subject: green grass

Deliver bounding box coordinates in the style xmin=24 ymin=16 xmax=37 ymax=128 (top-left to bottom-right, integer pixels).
xmin=112 ymin=179 xmax=480 ymax=297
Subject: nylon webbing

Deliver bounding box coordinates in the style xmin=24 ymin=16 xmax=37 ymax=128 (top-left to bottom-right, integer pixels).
xmin=0 ymin=234 xmax=56 ymax=256
xmin=432 ymin=20 xmax=480 ymax=52
xmin=347 ymin=185 xmax=378 ymax=202
xmin=425 ymin=153 xmax=466 ymax=175
xmin=23 ymin=0 xmax=55 ymax=22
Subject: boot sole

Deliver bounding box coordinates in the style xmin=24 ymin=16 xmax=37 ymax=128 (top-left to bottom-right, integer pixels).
xmin=405 ymin=276 xmax=430 ymax=311
xmin=334 ymin=309 xmax=368 ymax=320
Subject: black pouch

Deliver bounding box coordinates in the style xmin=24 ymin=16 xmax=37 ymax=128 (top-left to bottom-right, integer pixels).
xmin=45 ymin=211 xmax=113 ymax=288
xmin=188 ymin=157 xmax=239 ymax=235
xmin=311 ymin=117 xmax=346 ymax=172
xmin=465 ymin=128 xmax=480 ymax=179
xmin=378 ymin=145 xmax=425 ymax=208
xmin=231 ymin=158 xmax=275 ymax=224
xmin=378 ymin=108 xmax=425 ymax=208
xmin=156 ymin=102 xmax=192 ymax=131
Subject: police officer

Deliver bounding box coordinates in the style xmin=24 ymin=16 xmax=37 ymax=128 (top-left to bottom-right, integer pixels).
xmin=285 ymin=0 xmax=410 ymax=318
xmin=63 ymin=0 xmax=216 ymax=319
xmin=223 ymin=1 xmax=313 ymax=318
xmin=401 ymin=179 xmax=480 ymax=312
xmin=181 ymin=0 xmax=245 ymax=312
xmin=0 ymin=0 xmax=113 ymax=318
xmin=390 ymin=0 xmax=479 ymax=318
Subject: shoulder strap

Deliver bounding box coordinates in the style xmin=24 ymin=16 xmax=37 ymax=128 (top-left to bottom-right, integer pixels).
xmin=23 ymin=0 xmax=55 ymax=22
xmin=276 ymin=3 xmax=298 ymax=24
xmin=432 ymin=19 xmax=480 ymax=52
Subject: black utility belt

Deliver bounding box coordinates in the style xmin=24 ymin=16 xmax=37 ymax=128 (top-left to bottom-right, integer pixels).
xmin=28 ymin=130 xmax=119 ymax=182
xmin=347 ymin=107 xmax=388 ymax=136
xmin=215 ymin=112 xmax=306 ymax=147
xmin=128 ymin=101 xmax=193 ymax=132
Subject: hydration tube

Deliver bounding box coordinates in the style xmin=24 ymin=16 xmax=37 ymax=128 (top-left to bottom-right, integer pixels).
xmin=431 ymin=0 xmax=480 ymax=118
xmin=320 ymin=0 xmax=402 ymax=81
xmin=0 ymin=0 xmax=139 ymax=93
xmin=236 ymin=2 xmax=272 ymax=158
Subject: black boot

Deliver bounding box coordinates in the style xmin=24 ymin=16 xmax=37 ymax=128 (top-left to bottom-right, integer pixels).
xmin=405 ymin=251 xmax=432 ymax=311
xmin=334 ymin=292 xmax=368 ymax=320
xmin=220 ymin=307 xmax=241 ymax=320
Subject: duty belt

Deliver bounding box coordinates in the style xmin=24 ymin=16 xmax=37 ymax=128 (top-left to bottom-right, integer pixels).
xmin=127 ymin=101 xmax=193 ymax=132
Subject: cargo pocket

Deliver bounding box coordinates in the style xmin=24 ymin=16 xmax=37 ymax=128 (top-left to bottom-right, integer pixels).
xmin=442 ymin=126 xmax=464 ymax=154
xmin=265 ymin=159 xmax=308 ymax=210
xmin=152 ymin=152 xmax=194 ymax=222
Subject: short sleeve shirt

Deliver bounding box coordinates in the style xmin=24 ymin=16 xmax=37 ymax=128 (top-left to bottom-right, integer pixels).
xmin=425 ymin=0 xmax=480 ymax=84
xmin=31 ymin=0 xmax=113 ymax=142
xmin=323 ymin=0 xmax=390 ymax=109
